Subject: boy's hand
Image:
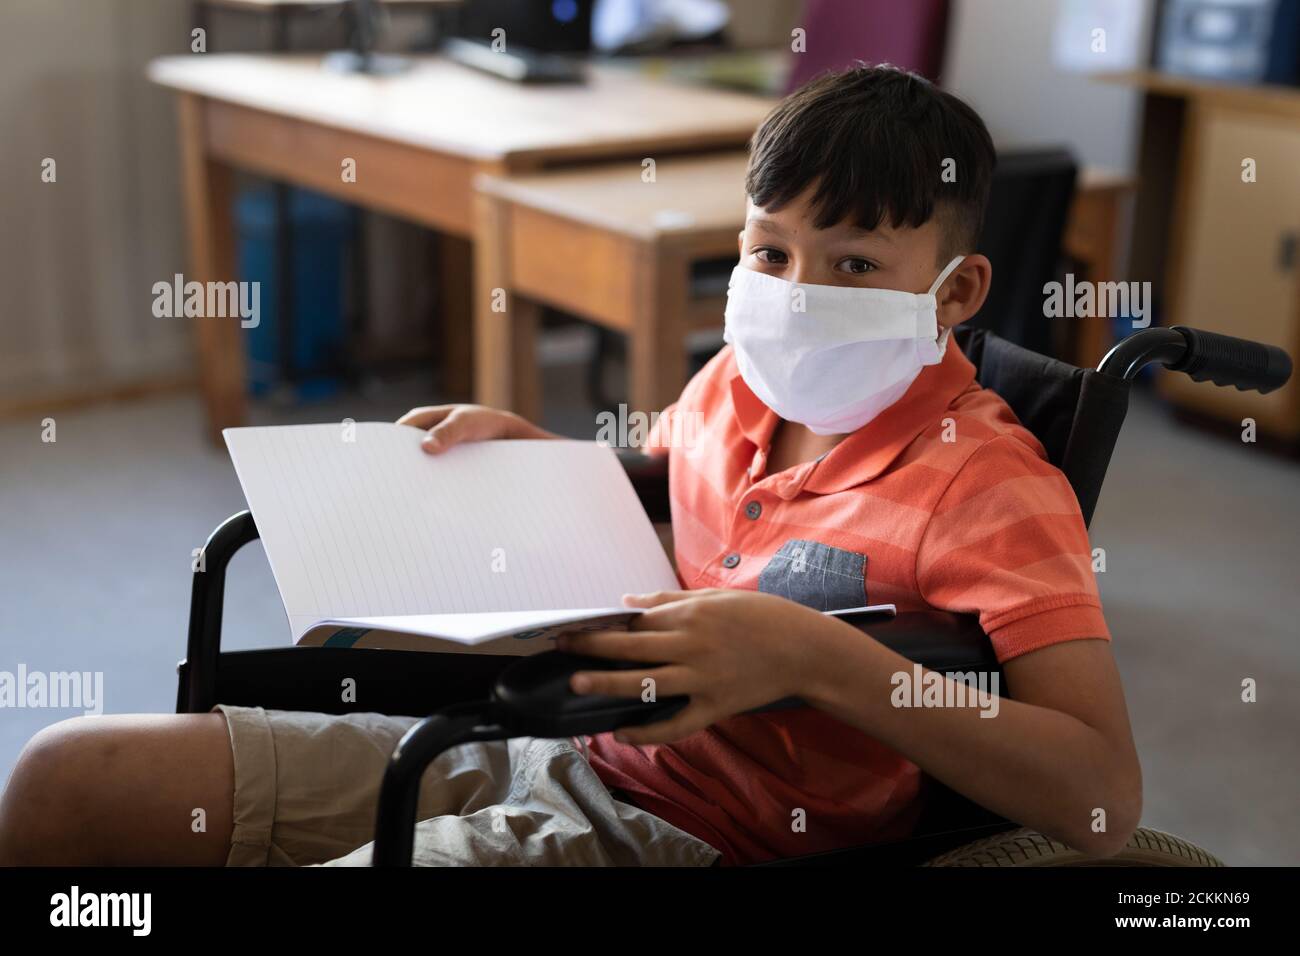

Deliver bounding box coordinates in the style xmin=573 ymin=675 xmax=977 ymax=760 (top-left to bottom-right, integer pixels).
xmin=558 ymin=589 xmax=835 ymax=745
xmin=397 ymin=404 xmax=558 ymax=453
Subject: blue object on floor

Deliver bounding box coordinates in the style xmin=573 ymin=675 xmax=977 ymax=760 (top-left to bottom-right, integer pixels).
xmin=236 ymin=186 xmax=352 ymax=400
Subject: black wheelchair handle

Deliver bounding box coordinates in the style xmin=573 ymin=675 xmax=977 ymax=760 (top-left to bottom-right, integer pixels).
xmin=1169 ymin=326 xmax=1292 ymax=394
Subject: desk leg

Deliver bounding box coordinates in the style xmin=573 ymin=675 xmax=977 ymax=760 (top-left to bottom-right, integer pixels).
xmin=1065 ymin=187 xmax=1132 ymax=368
xmin=628 ymin=245 xmax=689 ymax=418
xmin=472 ymin=193 xmax=540 ymax=419
xmin=439 ymin=233 xmax=475 ymax=400
xmin=177 ymin=93 xmax=246 ymax=443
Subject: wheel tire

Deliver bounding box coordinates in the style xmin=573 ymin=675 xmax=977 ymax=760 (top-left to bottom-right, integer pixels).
xmin=924 ymin=827 xmax=1225 ymax=867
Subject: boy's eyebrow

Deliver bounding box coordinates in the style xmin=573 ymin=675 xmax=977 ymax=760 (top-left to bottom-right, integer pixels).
xmin=843 ymin=225 xmax=893 ymax=243
xmin=746 ymin=215 xmax=897 ymax=248
xmin=745 ymin=215 xmax=787 ymax=235
xmin=747 ymin=215 xmax=895 ymax=244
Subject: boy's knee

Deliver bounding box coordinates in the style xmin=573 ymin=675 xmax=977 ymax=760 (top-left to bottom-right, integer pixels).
xmin=0 ymin=717 xmax=117 ymax=865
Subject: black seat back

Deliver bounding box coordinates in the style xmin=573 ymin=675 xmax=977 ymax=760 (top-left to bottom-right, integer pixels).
xmin=973 ymin=148 xmax=1078 ymax=358
xmin=955 ymin=326 xmax=1130 ymax=527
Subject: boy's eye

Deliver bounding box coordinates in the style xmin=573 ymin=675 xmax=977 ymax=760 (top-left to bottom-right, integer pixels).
xmin=753 ymin=247 xmax=788 ymax=265
xmin=836 ymin=257 xmax=876 ymax=275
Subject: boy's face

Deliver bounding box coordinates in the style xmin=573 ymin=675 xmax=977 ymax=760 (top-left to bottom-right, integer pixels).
xmin=737 ymin=183 xmax=990 ymax=330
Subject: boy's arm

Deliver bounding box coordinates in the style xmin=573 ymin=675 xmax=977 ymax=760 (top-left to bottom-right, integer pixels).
xmin=560 ymin=591 xmax=1141 ymax=859
xmin=837 ymin=431 xmax=1142 ymax=855
xmin=800 ymin=623 xmax=1142 ymax=858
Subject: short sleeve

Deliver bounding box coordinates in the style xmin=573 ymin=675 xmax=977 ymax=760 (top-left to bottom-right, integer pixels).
xmin=915 ymin=435 xmax=1110 ymax=663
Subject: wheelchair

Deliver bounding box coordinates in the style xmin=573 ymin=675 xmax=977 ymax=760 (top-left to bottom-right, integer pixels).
xmin=177 ymin=325 xmax=1291 ymax=867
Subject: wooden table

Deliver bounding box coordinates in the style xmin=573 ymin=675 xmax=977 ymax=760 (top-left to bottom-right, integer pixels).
xmin=475 ymin=152 xmax=749 ymax=419
xmin=190 ymin=1 xmax=464 ymax=401
xmin=148 ymin=53 xmax=774 ymax=440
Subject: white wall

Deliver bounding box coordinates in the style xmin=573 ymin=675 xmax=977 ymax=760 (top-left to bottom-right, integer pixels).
xmin=944 ymin=0 xmax=1157 ymax=174
xmin=0 ymin=0 xmax=435 ymax=408
xmin=0 ymin=0 xmax=195 ymax=405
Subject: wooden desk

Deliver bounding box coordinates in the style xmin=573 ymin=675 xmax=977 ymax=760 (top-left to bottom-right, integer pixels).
xmin=148 ymin=53 xmax=774 ymax=440
xmin=475 ymin=152 xmax=748 ymax=418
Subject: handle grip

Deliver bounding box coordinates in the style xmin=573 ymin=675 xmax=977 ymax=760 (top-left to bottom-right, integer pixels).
xmin=1169 ymin=327 xmax=1292 ymax=394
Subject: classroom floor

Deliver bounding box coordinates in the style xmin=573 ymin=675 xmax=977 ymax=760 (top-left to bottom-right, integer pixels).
xmin=1 ymin=330 xmax=1297 ymax=866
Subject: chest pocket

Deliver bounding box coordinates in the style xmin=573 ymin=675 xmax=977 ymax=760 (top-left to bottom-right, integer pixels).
xmin=757 ymin=539 xmax=868 ymax=612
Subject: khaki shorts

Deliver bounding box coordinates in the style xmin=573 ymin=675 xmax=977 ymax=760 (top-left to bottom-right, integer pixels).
xmin=214 ymin=705 xmax=720 ymax=867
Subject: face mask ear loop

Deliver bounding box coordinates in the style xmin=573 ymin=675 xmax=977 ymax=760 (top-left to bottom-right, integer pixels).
xmin=935 ymin=325 xmax=953 ymax=353
xmin=927 ymin=255 xmax=966 ymax=297
xmin=920 ymin=256 xmax=965 ymax=362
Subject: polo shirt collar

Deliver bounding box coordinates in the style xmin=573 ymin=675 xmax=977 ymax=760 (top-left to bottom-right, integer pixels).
xmin=726 ymin=335 xmax=977 ymax=495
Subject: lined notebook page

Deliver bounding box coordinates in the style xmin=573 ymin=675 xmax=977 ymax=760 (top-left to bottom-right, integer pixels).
xmin=223 ymin=424 xmax=680 ymax=639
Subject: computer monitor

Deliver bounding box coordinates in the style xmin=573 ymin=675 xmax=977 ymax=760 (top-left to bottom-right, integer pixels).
xmin=451 ymin=0 xmax=595 ymax=54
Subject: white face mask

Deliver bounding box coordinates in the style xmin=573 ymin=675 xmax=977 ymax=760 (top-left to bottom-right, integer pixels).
xmin=723 ymin=256 xmax=965 ymax=435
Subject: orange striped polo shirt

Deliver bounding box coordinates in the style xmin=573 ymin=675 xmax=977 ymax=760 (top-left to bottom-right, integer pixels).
xmin=585 ymin=336 xmax=1109 ymax=865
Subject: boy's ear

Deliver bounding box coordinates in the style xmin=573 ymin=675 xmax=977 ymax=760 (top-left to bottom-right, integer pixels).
xmin=736 ymin=229 xmax=745 ymax=258
xmin=937 ymin=254 xmax=992 ymax=330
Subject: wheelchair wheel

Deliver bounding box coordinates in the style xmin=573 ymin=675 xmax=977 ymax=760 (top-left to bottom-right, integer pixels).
xmin=923 ymin=827 xmax=1225 ymax=867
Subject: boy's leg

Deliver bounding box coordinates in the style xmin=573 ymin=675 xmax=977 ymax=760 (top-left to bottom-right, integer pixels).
xmin=0 ymin=714 xmax=234 ymax=866
xmin=0 ymin=708 xmax=437 ymax=868
xmin=0 ymin=713 xmax=720 ymax=867
xmin=0 ymin=708 xmax=430 ymax=867
xmin=319 ymin=736 xmax=720 ymax=867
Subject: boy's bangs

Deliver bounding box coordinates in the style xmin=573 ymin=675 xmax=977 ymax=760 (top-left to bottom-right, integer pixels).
xmin=744 ymin=65 xmax=994 ymax=252
xmin=748 ymin=133 xmax=937 ymax=235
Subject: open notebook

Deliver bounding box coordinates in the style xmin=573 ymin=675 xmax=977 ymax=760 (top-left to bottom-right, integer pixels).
xmin=223 ymin=423 xmax=894 ymax=654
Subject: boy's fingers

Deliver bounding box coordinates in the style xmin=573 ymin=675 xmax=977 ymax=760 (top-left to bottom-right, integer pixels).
xmin=421 ymin=411 xmax=489 ymax=453
xmin=569 ymin=665 xmax=691 ymax=699
xmin=623 ymin=590 xmax=694 ymax=610
xmin=420 ymin=420 xmax=460 ymax=453
xmin=396 ymin=405 xmax=455 ymax=430
xmin=422 ymin=408 xmax=524 ymax=453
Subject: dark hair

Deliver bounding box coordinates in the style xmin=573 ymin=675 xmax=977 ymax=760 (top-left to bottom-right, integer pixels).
xmin=745 ymin=64 xmax=996 ymax=262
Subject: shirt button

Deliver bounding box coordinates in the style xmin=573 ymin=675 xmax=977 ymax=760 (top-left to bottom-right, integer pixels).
xmin=744 ymin=501 xmax=762 ymax=520
xmin=722 ymin=552 xmax=741 ymax=569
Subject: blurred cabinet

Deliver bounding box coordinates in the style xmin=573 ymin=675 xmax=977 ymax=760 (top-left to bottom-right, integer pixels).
xmin=1165 ymin=104 xmax=1300 ymax=437
xmin=1105 ymin=71 xmax=1300 ymax=441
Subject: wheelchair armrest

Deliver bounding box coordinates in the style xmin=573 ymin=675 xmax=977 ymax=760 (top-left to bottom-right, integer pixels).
xmin=179 ymin=511 xmax=261 ymax=713
xmin=485 ymin=610 xmax=1000 ymax=736
xmin=868 ymin=610 xmax=1000 ymax=675
xmin=372 ymin=609 xmax=1003 ymax=865
xmin=613 ymin=447 xmax=671 ymax=524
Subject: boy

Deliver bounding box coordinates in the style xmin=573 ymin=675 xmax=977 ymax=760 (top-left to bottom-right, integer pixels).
xmin=0 ymin=66 xmax=1140 ymax=867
